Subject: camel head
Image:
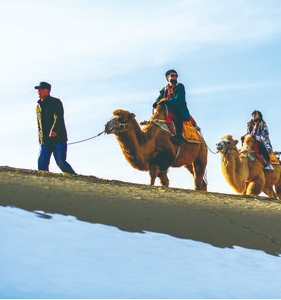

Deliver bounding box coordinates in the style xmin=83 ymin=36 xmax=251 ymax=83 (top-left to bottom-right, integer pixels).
xmin=216 ymin=134 xmax=239 ymax=155
xmin=151 ymin=98 xmax=168 ymax=120
xmin=105 ymin=109 xmax=136 ymax=135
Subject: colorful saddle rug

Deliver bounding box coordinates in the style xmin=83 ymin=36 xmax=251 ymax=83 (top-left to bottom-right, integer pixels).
xmin=182 ymin=121 xmax=203 ymax=143
xmin=155 ymin=120 xmax=203 ymax=144
xmin=245 ymin=152 xmax=280 ymax=165
xmin=269 ymin=153 xmax=280 ymax=165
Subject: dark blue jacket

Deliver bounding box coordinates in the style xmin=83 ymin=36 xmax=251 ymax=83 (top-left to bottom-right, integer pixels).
xmin=36 ymin=95 xmax=68 ymax=146
xmin=155 ymin=83 xmax=190 ymax=121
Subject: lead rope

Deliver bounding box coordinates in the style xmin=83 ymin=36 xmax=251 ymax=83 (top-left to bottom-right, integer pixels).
xmin=197 ymin=131 xmax=218 ymax=155
xmin=206 ymin=144 xmax=218 ymax=155
xmin=68 ymin=131 xmax=105 ymax=145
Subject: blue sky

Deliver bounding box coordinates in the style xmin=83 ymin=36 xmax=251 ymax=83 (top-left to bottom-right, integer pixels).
xmin=1 ymin=0 xmax=281 ymax=194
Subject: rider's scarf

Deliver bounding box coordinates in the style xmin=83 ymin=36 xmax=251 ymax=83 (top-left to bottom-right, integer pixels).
xmin=251 ymin=122 xmax=259 ymax=135
xmin=166 ymin=84 xmax=176 ymax=100
xmin=250 ymin=119 xmax=264 ymax=136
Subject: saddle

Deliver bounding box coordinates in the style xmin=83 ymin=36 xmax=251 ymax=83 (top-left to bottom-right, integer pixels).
xmin=273 ymin=152 xmax=281 ymax=164
xmin=241 ymin=141 xmax=280 ymax=166
xmin=156 ymin=108 xmax=203 ymax=144
xmin=270 ymin=153 xmax=280 ymax=165
xmin=251 ymin=144 xmax=277 ymax=165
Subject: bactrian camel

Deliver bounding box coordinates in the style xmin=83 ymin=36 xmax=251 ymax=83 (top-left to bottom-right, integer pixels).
xmin=105 ymin=102 xmax=208 ymax=190
xmin=216 ymin=134 xmax=281 ymax=199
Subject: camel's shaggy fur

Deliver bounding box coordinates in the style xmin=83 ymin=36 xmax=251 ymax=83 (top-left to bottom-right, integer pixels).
xmin=105 ymin=103 xmax=208 ymax=190
xmin=216 ymin=134 xmax=281 ymax=199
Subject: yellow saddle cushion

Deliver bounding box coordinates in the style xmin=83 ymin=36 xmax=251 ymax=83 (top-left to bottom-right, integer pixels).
xmin=182 ymin=121 xmax=203 ymax=144
xmin=269 ymin=153 xmax=280 ymax=165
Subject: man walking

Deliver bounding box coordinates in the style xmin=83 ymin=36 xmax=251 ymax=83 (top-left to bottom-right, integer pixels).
xmin=35 ymin=81 xmax=75 ymax=174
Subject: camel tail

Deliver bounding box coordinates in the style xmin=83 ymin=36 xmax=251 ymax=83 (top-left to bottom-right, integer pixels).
xmin=198 ymin=137 xmax=208 ymax=191
xmin=203 ymin=169 xmax=208 ymax=186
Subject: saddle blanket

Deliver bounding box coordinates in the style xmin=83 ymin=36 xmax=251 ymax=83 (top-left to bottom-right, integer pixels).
xmin=269 ymin=153 xmax=280 ymax=165
xmin=155 ymin=120 xmax=203 ymax=144
xmin=245 ymin=152 xmax=280 ymax=165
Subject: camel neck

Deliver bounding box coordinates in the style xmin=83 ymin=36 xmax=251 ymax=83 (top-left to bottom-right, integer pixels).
xmin=116 ymin=121 xmax=151 ymax=171
xmin=221 ymin=151 xmax=247 ymax=194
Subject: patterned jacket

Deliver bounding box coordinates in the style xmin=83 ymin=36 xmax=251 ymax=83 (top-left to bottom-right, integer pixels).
xmin=247 ymin=119 xmax=273 ymax=153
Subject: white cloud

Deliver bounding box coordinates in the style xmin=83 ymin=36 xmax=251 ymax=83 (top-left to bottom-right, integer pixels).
xmin=0 ymin=0 xmax=281 ymax=82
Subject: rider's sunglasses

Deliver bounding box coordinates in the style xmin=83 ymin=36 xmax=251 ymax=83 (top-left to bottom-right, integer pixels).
xmin=169 ymin=74 xmax=178 ymax=78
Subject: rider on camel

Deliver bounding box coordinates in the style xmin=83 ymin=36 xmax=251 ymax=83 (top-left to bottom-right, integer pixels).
xmin=246 ymin=110 xmax=274 ymax=171
xmin=153 ymin=69 xmax=190 ymax=146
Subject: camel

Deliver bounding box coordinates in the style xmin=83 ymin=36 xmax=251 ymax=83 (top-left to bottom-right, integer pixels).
xmin=105 ymin=102 xmax=208 ymax=190
xmin=216 ymin=134 xmax=281 ymax=199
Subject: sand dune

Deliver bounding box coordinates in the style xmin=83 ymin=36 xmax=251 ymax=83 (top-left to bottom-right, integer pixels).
xmin=0 ymin=166 xmax=281 ymax=256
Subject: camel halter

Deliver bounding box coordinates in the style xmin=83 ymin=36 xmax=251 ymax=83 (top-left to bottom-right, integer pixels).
xmin=219 ymin=140 xmax=236 ymax=155
xmin=113 ymin=117 xmax=130 ymax=131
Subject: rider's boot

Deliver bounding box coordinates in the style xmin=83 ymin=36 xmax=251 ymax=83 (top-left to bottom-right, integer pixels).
xmin=264 ymin=163 xmax=274 ymax=171
xmin=170 ymin=118 xmax=183 ymax=146
xmin=170 ymin=134 xmax=182 ymax=146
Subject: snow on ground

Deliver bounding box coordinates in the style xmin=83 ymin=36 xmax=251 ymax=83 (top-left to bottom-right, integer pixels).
xmin=0 ymin=206 xmax=280 ymax=299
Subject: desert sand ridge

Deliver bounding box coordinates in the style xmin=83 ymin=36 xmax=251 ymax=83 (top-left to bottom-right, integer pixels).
xmin=0 ymin=166 xmax=281 ymax=256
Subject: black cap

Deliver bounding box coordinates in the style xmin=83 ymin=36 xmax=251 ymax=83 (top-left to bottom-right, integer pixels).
xmin=34 ymin=82 xmax=51 ymax=90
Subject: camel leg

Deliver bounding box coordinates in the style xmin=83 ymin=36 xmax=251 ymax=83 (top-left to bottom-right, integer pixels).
xmin=184 ymin=163 xmax=206 ymax=191
xmin=276 ymin=187 xmax=281 ymax=200
xmin=185 ymin=164 xmax=194 ymax=175
xmin=158 ymin=170 xmax=169 ymax=187
xmin=245 ymin=177 xmax=264 ymax=195
xmin=201 ymin=177 xmax=207 ymax=191
xmin=263 ymin=186 xmax=277 ymax=199
xmin=275 ymin=176 xmax=281 ymax=200
xmin=242 ymin=182 xmax=249 ymax=195
xmin=149 ymin=165 xmax=159 ymax=186
xmin=192 ymin=159 xmax=207 ymax=191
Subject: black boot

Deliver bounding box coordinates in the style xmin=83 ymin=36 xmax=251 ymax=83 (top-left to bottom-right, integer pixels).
xmin=171 ymin=115 xmax=183 ymax=146
xmin=170 ymin=135 xmax=182 ymax=145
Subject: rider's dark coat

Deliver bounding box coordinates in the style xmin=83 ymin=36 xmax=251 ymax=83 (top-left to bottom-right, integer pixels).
xmin=155 ymin=83 xmax=190 ymax=121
